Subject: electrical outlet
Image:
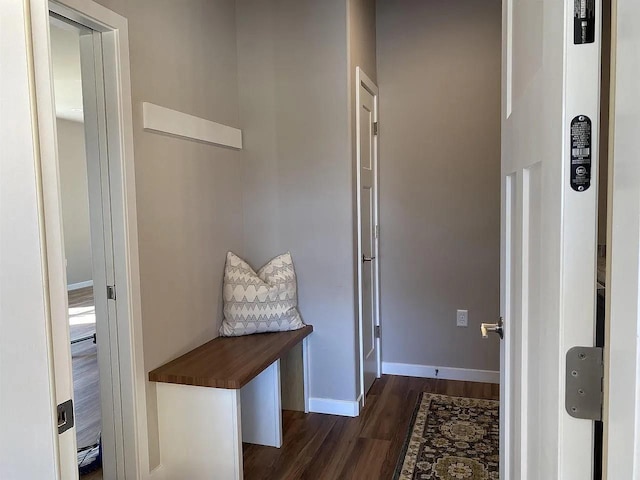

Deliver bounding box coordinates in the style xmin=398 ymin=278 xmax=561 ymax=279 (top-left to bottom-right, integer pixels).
xmin=456 ymin=309 xmax=468 ymax=327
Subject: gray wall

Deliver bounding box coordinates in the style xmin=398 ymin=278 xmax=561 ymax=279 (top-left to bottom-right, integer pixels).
xmin=376 ymin=0 xmax=501 ymax=371
xmin=56 ymin=118 xmax=93 ymax=286
xmin=95 ymin=0 xmax=243 ymax=468
xmin=349 ymin=0 xmax=377 ymax=84
xmin=236 ymin=0 xmax=358 ymax=402
xmin=348 ymin=0 xmax=377 ymax=401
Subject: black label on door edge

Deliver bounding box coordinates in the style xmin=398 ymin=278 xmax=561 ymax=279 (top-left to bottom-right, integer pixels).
xmin=570 ymin=115 xmax=592 ymax=192
xmin=574 ymin=0 xmax=596 ymax=44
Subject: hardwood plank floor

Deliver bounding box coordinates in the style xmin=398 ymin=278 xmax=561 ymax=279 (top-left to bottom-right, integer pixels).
xmin=81 ymin=469 xmax=103 ymax=480
xmin=242 ymin=375 xmax=499 ymax=480
xmin=69 ymin=287 xmax=102 ymax=479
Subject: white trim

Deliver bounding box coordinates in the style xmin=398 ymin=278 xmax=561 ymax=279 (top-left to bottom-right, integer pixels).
xmin=603 ymin=0 xmax=640 ymax=475
xmin=355 ymin=66 xmax=381 ymax=407
xmin=142 ymin=102 xmax=243 ymax=149
xmin=33 ymin=1 xmax=149 ymax=478
xmin=67 ymin=280 xmax=93 ymax=291
xmin=148 ymin=465 xmax=166 ymax=480
xmin=0 ymin=3 xmax=61 ymax=477
xmin=381 ymin=362 xmax=500 ymax=384
xmin=308 ymin=397 xmax=360 ymax=417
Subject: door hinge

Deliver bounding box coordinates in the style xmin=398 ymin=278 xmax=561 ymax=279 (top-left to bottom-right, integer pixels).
xmin=375 ymin=225 xmax=380 ymax=239
xmin=57 ymin=399 xmax=74 ymax=434
xmin=373 ymin=121 xmax=379 ymax=136
xmin=375 ymin=325 xmax=381 ymax=338
xmin=565 ymin=346 xmax=604 ymax=421
xmin=107 ymin=285 xmax=116 ymax=301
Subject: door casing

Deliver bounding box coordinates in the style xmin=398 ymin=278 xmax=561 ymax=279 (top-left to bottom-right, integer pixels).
xmin=30 ymin=0 xmax=149 ymax=477
xmin=603 ymin=0 xmax=640 ymax=475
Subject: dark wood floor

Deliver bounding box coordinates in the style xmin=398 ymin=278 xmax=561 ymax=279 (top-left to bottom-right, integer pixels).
xmin=242 ymin=375 xmax=499 ymax=480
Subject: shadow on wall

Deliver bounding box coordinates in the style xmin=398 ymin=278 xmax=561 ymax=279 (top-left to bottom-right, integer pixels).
xmin=57 ymin=118 xmax=93 ymax=288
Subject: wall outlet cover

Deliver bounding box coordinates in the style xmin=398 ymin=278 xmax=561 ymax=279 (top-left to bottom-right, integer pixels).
xmin=456 ymin=309 xmax=468 ymax=327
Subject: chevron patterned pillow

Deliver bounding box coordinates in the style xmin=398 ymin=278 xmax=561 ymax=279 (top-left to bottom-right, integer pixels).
xmin=219 ymin=251 xmax=305 ymax=336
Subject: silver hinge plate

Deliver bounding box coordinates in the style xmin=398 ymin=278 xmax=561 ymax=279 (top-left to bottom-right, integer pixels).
xmin=373 ymin=122 xmax=379 ymax=136
xmin=107 ymin=285 xmax=116 ymax=301
xmin=375 ymin=325 xmax=381 ymax=338
xmin=565 ymin=346 xmax=603 ymax=421
xmin=57 ymin=399 xmax=74 ymax=434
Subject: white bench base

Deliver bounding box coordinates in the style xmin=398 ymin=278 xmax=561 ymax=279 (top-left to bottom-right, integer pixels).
xmin=157 ymin=360 xmax=282 ymax=480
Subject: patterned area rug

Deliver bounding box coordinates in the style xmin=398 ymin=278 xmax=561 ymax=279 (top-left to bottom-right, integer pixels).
xmin=394 ymin=393 xmax=499 ymax=480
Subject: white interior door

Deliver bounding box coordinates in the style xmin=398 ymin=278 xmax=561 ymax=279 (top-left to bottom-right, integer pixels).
xmin=357 ymin=68 xmax=380 ymax=399
xmin=78 ymin=27 xmax=124 ymax=480
xmin=500 ymin=0 xmax=601 ymax=478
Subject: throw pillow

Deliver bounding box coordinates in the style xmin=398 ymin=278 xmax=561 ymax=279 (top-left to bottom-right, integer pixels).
xmin=219 ymin=251 xmax=305 ymax=336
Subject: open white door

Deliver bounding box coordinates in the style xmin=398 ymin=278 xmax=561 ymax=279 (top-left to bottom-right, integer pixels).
xmin=356 ymin=67 xmax=381 ymax=402
xmin=499 ymin=0 xmax=602 ymax=478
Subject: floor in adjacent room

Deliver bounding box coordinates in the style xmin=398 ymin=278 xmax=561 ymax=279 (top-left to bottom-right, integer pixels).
xmin=242 ymin=375 xmax=499 ymax=480
xmin=69 ymin=286 xmax=102 ymax=479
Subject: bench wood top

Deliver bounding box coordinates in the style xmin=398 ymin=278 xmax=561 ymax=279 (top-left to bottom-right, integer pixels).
xmin=148 ymin=325 xmax=313 ymax=389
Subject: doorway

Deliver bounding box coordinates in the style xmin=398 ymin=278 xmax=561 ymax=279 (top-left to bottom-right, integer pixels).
xmin=356 ymin=67 xmax=381 ymax=404
xmin=49 ymin=13 xmax=115 ymax=478
xmin=41 ymin=1 xmax=146 ymax=477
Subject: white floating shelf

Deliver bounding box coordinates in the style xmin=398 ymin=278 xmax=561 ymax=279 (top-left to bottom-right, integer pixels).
xmin=142 ymin=102 xmax=242 ymax=149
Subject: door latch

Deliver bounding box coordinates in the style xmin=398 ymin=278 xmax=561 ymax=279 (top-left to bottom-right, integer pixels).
xmin=107 ymin=284 xmax=116 ymax=301
xmin=57 ymin=399 xmax=74 ymax=434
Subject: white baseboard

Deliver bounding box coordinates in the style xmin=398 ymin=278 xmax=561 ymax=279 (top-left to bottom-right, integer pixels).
xmin=67 ymin=280 xmax=93 ymax=291
xmin=308 ymin=397 xmax=360 ymax=417
xmin=148 ymin=464 xmax=165 ymax=480
xmin=382 ymin=362 xmax=499 ymax=384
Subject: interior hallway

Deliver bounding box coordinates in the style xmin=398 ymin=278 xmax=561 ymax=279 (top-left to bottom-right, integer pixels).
xmin=242 ymin=376 xmax=499 ymax=479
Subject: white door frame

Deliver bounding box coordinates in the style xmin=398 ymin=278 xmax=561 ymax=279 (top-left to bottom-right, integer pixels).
xmin=355 ymin=66 xmax=381 ymax=407
xmin=1 ymin=3 xmax=62 ymax=478
xmin=29 ymin=0 xmax=149 ymax=477
xmin=603 ymin=0 xmax=640 ymax=475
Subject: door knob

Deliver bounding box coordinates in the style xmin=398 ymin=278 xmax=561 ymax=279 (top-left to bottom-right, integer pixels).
xmin=362 ymin=254 xmax=376 ymax=262
xmin=481 ymin=317 xmax=504 ymax=340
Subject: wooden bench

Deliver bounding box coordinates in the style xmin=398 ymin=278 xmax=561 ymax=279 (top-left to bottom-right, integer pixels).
xmin=149 ymin=325 xmax=312 ymax=479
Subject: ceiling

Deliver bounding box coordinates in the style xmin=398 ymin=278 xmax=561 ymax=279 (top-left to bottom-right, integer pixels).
xmin=50 ymin=19 xmax=84 ymax=123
